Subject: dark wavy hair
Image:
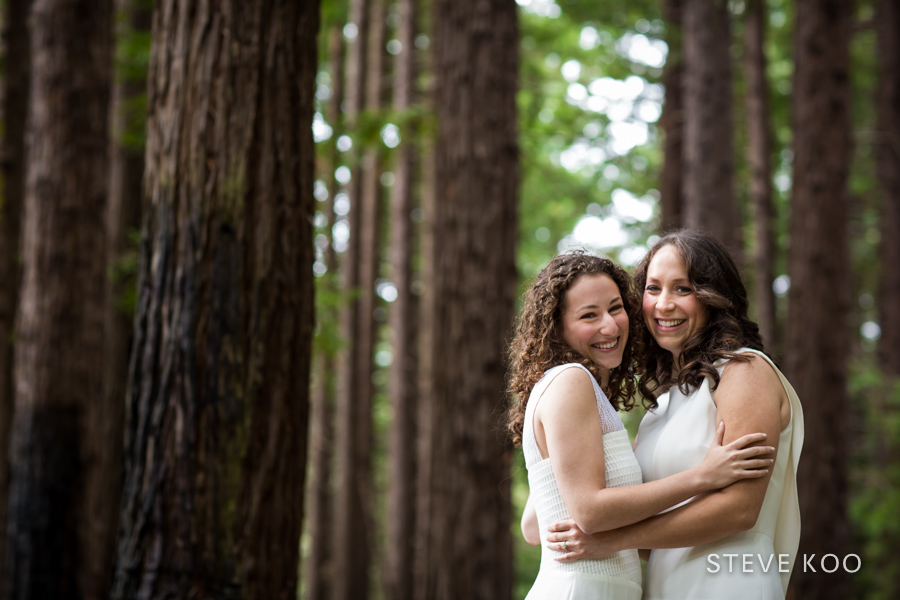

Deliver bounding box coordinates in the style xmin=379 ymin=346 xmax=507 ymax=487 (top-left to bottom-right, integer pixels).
xmin=507 ymin=252 xmax=646 ymax=446
xmin=634 ymin=230 xmax=764 ymax=401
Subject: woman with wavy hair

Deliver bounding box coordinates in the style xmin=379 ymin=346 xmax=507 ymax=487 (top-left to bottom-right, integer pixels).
xmin=509 ymin=251 xmax=772 ymax=600
xmin=546 ymin=231 xmax=804 ymax=600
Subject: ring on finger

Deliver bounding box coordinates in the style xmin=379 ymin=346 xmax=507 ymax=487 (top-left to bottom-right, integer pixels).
xmin=561 ymin=541 xmax=568 ymax=552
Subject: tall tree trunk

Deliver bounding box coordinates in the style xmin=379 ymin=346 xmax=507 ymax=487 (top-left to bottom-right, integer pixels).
xmin=333 ymin=0 xmax=371 ymax=595
xmin=385 ymin=0 xmax=419 ymax=598
xmin=877 ymin=0 xmax=900 ymax=376
xmin=786 ymin=1 xmax=852 ymax=599
xmin=0 ymin=0 xmax=30 ymax=578
xmin=3 ymin=1 xmax=112 ymax=598
xmin=414 ymin=0 xmax=518 ymax=597
xmin=659 ymin=0 xmax=684 ymax=233
xmin=306 ymin=22 xmax=345 ymax=600
xmin=86 ymin=1 xmax=153 ymax=595
xmin=744 ymin=0 xmax=778 ymax=354
xmin=110 ymin=1 xmax=318 ymax=598
xmin=682 ymin=0 xmax=740 ymax=254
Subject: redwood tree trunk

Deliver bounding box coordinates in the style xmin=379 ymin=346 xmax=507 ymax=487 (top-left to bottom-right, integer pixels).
xmin=333 ymin=0 xmax=371 ymax=595
xmin=0 ymin=0 xmax=30 ymax=577
xmin=110 ymin=1 xmax=318 ymax=598
xmin=877 ymin=0 xmax=900 ymax=376
xmin=682 ymin=0 xmax=740 ymax=254
xmin=414 ymin=0 xmax=518 ymax=597
xmin=786 ymin=1 xmax=852 ymax=599
xmin=306 ymin=22 xmax=345 ymax=600
xmin=386 ymin=0 xmax=419 ymax=597
xmin=744 ymin=0 xmax=778 ymax=353
xmin=3 ymin=1 xmax=112 ymax=598
xmin=659 ymin=0 xmax=684 ymax=233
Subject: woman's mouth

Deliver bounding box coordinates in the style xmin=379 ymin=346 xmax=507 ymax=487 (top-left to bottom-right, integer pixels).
xmin=656 ymin=318 xmax=686 ymax=330
xmin=591 ymin=338 xmax=619 ymax=351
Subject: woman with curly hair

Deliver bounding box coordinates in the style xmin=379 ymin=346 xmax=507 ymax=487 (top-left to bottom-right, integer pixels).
xmin=510 ymin=251 xmax=772 ymax=600
xmin=546 ymin=232 xmax=804 ymax=600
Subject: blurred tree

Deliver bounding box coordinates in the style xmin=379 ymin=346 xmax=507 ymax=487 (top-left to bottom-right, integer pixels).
xmin=682 ymin=0 xmax=740 ymax=255
xmin=786 ymin=1 xmax=853 ymax=599
xmin=744 ymin=0 xmax=777 ymax=353
xmin=333 ymin=0 xmax=374 ymax=596
xmin=306 ymin=20 xmax=345 ymax=600
xmin=385 ymin=0 xmax=420 ymax=598
xmin=876 ymin=0 xmax=900 ymax=376
xmin=413 ymin=0 xmax=518 ymax=597
xmin=0 ymin=0 xmax=30 ymax=578
xmin=3 ymin=1 xmax=112 ymax=598
xmin=659 ymin=0 xmax=684 ymax=233
xmin=110 ymin=1 xmax=318 ymax=598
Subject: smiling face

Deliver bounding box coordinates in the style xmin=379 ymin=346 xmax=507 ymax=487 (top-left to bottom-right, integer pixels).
xmin=642 ymin=244 xmax=709 ymax=365
xmin=559 ymin=273 xmax=630 ymax=389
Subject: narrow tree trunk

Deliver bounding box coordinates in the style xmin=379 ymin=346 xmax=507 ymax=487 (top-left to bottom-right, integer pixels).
xmin=386 ymin=0 xmax=419 ymax=597
xmin=0 ymin=0 xmax=30 ymax=577
xmin=682 ymin=0 xmax=740 ymax=254
xmin=744 ymin=0 xmax=778 ymax=354
xmin=306 ymin=22 xmax=345 ymax=600
xmin=110 ymin=1 xmax=318 ymax=598
xmin=786 ymin=1 xmax=852 ymax=599
xmin=333 ymin=0 xmax=371 ymax=595
xmin=3 ymin=1 xmax=112 ymax=598
xmin=414 ymin=0 xmax=518 ymax=597
xmin=659 ymin=0 xmax=684 ymax=233
xmin=877 ymin=0 xmax=900 ymax=376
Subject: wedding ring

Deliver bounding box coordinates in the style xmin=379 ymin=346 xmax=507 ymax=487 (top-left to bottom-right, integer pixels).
xmin=561 ymin=541 xmax=568 ymax=552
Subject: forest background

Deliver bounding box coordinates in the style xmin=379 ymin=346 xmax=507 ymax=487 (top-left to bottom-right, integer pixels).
xmin=0 ymin=0 xmax=897 ymax=599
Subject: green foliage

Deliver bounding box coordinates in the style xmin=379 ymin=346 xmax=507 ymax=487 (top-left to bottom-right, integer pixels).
xmin=849 ymin=361 xmax=900 ymax=600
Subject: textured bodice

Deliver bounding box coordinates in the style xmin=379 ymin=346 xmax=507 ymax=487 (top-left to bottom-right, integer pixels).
xmin=523 ymin=363 xmax=643 ymax=585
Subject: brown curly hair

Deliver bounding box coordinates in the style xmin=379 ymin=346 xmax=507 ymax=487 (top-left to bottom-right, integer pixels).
xmin=634 ymin=230 xmax=764 ymax=401
xmin=507 ymin=252 xmax=646 ymax=446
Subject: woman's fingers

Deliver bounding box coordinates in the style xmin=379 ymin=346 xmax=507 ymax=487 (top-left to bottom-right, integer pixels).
xmin=727 ymin=431 xmax=768 ymax=449
xmin=735 ymin=445 xmax=776 ymax=459
xmin=547 ymin=519 xmax=576 ymax=533
xmin=714 ymin=420 xmax=725 ymax=446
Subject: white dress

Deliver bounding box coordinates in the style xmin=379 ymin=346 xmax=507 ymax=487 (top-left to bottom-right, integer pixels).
xmin=633 ymin=348 xmax=804 ymax=600
xmin=523 ymin=363 xmax=644 ymax=600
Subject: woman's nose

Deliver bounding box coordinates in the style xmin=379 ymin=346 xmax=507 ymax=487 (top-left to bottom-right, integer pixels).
xmin=657 ymin=290 xmax=675 ymax=311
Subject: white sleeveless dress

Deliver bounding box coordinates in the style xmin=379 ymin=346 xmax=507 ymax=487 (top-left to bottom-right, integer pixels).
xmin=523 ymin=363 xmax=644 ymax=600
xmin=633 ymin=348 xmax=804 ymax=600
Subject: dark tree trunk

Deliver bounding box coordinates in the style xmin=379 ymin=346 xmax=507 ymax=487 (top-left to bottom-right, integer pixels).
xmin=110 ymin=1 xmax=318 ymax=598
xmin=786 ymin=1 xmax=852 ymax=599
xmin=414 ymin=0 xmax=518 ymax=597
xmin=877 ymin=0 xmax=900 ymax=376
xmin=659 ymin=0 xmax=684 ymax=233
xmin=3 ymin=1 xmax=112 ymax=599
xmin=744 ymin=0 xmax=778 ymax=354
xmin=385 ymin=0 xmax=419 ymax=597
xmin=333 ymin=0 xmax=371 ymax=595
xmin=682 ymin=0 xmax=740 ymax=254
xmin=306 ymin=22 xmax=345 ymax=600
xmin=0 ymin=0 xmax=30 ymax=577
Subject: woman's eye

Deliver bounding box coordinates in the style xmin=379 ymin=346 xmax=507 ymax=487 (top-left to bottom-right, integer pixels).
xmin=610 ymin=304 xmax=623 ymax=312
xmin=645 ymin=285 xmax=659 ymax=292
xmin=581 ymin=312 xmax=596 ymax=319
xmin=676 ymin=286 xmax=692 ymax=293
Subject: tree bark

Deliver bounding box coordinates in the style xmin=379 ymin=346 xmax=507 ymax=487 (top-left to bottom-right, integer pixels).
xmin=744 ymin=0 xmax=778 ymax=354
xmin=333 ymin=0 xmax=371 ymax=595
xmin=3 ymin=1 xmax=112 ymax=598
xmin=659 ymin=0 xmax=684 ymax=233
xmin=682 ymin=0 xmax=740 ymax=255
xmin=386 ymin=0 xmax=419 ymax=597
xmin=876 ymin=0 xmax=900 ymax=375
xmin=786 ymin=1 xmax=852 ymax=599
xmin=0 ymin=0 xmax=30 ymax=578
xmin=414 ymin=0 xmax=518 ymax=597
xmin=306 ymin=22 xmax=345 ymax=600
xmin=110 ymin=1 xmax=318 ymax=598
